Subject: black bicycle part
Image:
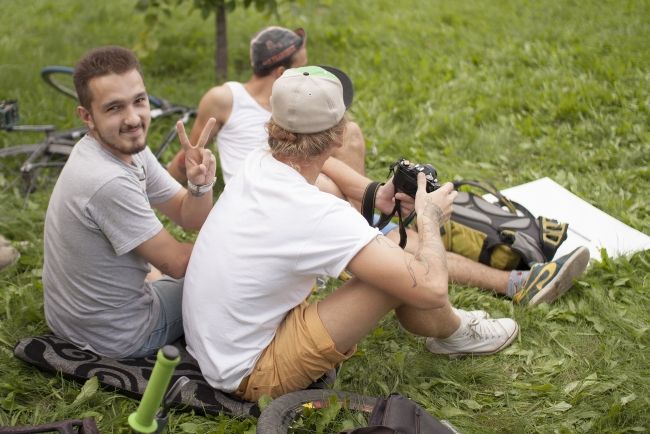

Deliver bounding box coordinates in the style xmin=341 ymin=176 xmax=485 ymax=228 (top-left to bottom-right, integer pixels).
xmin=40 ymin=65 xmax=166 ymax=108
xmin=255 ymin=389 xmax=377 ymax=434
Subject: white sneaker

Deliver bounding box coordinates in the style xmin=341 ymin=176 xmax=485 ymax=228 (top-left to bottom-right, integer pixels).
xmin=426 ymin=316 xmax=519 ymax=358
xmin=452 ymin=307 xmax=490 ymax=321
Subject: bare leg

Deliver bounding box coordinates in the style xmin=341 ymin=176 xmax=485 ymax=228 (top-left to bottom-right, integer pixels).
xmin=331 ymin=121 xmax=366 ymax=175
xmin=318 ymin=277 xmax=459 ymax=354
xmin=386 ymin=228 xmax=509 ymax=294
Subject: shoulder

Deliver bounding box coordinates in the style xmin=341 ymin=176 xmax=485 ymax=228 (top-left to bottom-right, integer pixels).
xmin=197 ymin=83 xmax=234 ymax=122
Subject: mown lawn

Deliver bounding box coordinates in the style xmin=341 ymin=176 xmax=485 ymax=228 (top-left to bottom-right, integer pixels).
xmin=1 ymin=0 xmax=649 ymax=432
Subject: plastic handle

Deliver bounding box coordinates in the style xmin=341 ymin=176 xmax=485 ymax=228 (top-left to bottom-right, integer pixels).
xmin=128 ymin=346 xmax=180 ymax=433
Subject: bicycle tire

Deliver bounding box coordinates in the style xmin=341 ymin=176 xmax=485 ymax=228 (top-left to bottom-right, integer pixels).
xmin=256 ymin=389 xmax=377 ymax=434
xmin=40 ymin=66 xmax=77 ymax=100
xmin=40 ymin=65 xmax=167 ymax=109
xmin=0 ymin=143 xmax=72 ymax=194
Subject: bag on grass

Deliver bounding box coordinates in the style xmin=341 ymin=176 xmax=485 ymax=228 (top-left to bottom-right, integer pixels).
xmin=442 ymin=180 xmax=569 ymax=270
xmin=340 ymin=394 xmax=460 ymax=434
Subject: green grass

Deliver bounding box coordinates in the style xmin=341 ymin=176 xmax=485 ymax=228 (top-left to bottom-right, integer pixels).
xmin=1 ymin=0 xmax=649 ymax=432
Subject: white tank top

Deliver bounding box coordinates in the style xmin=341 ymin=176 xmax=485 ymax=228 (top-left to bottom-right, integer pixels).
xmin=216 ymin=82 xmax=271 ymax=183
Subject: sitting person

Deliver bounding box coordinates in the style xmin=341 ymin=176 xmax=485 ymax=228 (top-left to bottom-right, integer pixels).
xmin=42 ymin=46 xmax=217 ymax=359
xmin=319 ymin=157 xmax=591 ymax=306
xmin=166 ymin=26 xmax=366 ymax=192
xmin=182 ymin=66 xmax=520 ymax=402
xmin=171 ymin=26 xmax=589 ymax=306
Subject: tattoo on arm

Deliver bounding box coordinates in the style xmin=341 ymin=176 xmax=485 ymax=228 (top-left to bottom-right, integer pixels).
xmin=374 ymin=234 xmax=399 ymax=248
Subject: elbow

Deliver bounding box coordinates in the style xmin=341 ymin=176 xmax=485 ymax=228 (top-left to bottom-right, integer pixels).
xmin=160 ymin=251 xmax=191 ymax=279
xmin=166 ymin=266 xmax=186 ymax=279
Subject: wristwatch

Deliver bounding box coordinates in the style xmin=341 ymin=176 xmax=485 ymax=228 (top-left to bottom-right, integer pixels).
xmin=187 ymin=178 xmax=216 ymax=197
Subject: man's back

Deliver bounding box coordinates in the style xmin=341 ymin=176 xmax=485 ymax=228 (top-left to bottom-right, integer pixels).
xmin=183 ymin=147 xmax=378 ymax=391
xmin=214 ymin=81 xmax=270 ymax=183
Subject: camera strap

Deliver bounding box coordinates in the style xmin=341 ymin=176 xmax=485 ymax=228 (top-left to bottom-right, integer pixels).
xmin=361 ymin=181 xmax=412 ymax=249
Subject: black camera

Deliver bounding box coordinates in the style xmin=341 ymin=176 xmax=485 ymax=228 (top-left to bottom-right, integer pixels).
xmin=391 ymin=158 xmax=441 ymax=198
xmin=0 ymin=100 xmax=19 ymax=130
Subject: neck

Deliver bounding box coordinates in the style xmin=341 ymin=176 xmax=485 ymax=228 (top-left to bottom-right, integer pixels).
xmin=244 ymin=74 xmax=276 ymax=111
xmin=277 ymin=152 xmax=330 ymax=185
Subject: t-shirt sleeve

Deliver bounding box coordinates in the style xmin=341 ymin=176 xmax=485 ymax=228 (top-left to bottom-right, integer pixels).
xmin=142 ymin=147 xmax=183 ymax=205
xmin=296 ymin=201 xmax=381 ymax=278
xmin=86 ymin=176 xmax=163 ymax=256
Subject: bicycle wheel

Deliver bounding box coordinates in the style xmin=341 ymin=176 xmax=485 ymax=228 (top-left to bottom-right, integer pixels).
xmin=0 ymin=143 xmax=72 ymax=194
xmin=40 ymin=66 xmax=167 ymax=109
xmin=41 ymin=66 xmax=77 ymax=100
xmin=256 ymin=389 xmax=377 ymax=434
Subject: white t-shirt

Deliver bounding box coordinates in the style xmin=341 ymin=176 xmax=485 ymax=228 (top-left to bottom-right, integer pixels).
xmin=215 ymin=82 xmax=270 ymax=183
xmin=183 ymin=147 xmax=380 ymax=391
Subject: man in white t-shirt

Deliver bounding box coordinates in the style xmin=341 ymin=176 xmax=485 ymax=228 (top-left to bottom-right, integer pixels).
xmin=183 ymin=66 xmax=521 ymax=402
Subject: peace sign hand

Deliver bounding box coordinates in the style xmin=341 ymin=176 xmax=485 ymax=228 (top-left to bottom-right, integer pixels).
xmin=176 ymin=117 xmax=217 ymax=187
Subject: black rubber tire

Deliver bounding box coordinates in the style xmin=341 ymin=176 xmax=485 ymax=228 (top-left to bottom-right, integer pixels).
xmin=0 ymin=143 xmax=72 ymax=194
xmin=40 ymin=65 xmax=166 ymax=108
xmin=40 ymin=66 xmax=77 ymax=100
xmin=255 ymin=389 xmax=377 ymax=434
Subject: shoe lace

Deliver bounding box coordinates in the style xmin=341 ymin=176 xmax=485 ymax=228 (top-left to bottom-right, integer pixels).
xmin=465 ymin=318 xmax=504 ymax=340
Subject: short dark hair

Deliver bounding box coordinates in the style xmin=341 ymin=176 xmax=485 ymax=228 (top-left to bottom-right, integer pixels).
xmin=73 ymin=46 xmax=143 ymax=110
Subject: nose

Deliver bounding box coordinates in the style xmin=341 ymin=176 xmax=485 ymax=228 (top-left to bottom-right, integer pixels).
xmin=123 ymin=105 xmax=141 ymax=126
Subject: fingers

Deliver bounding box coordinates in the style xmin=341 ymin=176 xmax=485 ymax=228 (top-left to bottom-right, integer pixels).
xmin=186 ymin=149 xmax=217 ymax=186
xmin=195 ymin=117 xmax=217 ymax=149
xmin=176 ymin=120 xmax=191 ymax=151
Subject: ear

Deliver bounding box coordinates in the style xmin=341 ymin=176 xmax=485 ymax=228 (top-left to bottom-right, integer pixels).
xmin=77 ymin=105 xmax=94 ymax=130
xmin=272 ymin=66 xmax=286 ymax=79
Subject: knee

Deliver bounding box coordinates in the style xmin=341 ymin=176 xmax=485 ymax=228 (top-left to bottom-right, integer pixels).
xmin=342 ymin=121 xmax=365 ymax=157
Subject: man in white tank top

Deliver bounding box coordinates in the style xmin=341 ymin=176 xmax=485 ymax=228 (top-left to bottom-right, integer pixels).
xmin=168 ymin=26 xmax=365 ymax=192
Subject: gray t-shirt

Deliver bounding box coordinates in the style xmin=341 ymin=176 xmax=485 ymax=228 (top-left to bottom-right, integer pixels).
xmin=43 ymin=135 xmax=182 ymax=358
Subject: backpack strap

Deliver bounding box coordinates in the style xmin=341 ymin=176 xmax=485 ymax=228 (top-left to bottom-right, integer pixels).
xmin=453 ymin=180 xmax=517 ymax=214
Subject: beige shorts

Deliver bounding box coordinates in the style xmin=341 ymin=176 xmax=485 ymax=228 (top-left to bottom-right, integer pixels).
xmin=234 ymin=300 xmax=354 ymax=402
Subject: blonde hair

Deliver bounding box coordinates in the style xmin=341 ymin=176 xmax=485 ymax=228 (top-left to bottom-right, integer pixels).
xmin=266 ymin=115 xmax=347 ymax=163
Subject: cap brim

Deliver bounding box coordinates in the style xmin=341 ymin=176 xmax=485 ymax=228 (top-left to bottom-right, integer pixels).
xmin=317 ymin=65 xmax=354 ymax=109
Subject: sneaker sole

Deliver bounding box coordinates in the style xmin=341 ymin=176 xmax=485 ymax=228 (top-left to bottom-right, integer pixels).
xmin=428 ymin=322 xmax=520 ymax=359
xmin=527 ymin=246 xmax=590 ymax=306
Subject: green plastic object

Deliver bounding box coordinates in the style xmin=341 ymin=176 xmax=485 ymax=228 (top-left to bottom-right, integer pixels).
xmin=128 ymin=346 xmax=180 ymax=433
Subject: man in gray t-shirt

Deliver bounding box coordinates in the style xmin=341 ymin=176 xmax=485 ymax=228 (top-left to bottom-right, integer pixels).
xmin=43 ymin=46 xmax=217 ymax=358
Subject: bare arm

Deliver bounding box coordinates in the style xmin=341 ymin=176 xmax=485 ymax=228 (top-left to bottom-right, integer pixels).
xmin=321 ymin=156 xmax=414 ymax=215
xmin=347 ymin=175 xmax=456 ymax=308
xmin=134 ymin=228 xmax=193 ymax=279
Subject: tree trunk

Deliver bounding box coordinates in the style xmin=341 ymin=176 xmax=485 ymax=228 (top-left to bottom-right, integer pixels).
xmin=215 ymin=3 xmax=228 ymax=82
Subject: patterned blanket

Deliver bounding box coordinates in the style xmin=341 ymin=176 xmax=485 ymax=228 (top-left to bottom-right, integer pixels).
xmin=13 ymin=334 xmax=260 ymax=418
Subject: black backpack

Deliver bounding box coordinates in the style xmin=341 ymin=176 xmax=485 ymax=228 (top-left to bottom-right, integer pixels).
xmin=442 ymin=180 xmax=568 ymax=269
xmin=341 ymin=394 xmax=460 ymax=434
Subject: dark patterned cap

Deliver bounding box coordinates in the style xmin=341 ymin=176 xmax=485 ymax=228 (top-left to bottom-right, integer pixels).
xmin=250 ymin=26 xmax=306 ymax=74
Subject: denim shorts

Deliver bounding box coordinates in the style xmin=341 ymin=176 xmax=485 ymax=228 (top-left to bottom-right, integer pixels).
xmin=128 ymin=277 xmax=184 ymax=358
xmin=373 ymin=214 xmax=398 ymax=235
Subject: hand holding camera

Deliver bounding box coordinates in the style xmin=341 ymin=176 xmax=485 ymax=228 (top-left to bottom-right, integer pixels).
xmin=391 ymin=158 xmax=441 ymax=197
xmin=390 ymin=158 xmax=455 ymax=226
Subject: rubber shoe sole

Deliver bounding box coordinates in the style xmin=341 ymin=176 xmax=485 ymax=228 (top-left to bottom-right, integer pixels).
xmin=426 ymin=318 xmax=519 ymax=358
xmin=526 ymin=246 xmax=590 ymax=306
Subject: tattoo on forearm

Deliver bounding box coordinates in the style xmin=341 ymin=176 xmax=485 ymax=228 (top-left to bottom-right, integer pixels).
xmin=375 ymin=234 xmax=398 ymax=248
xmin=405 ymin=201 xmax=448 ymax=288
